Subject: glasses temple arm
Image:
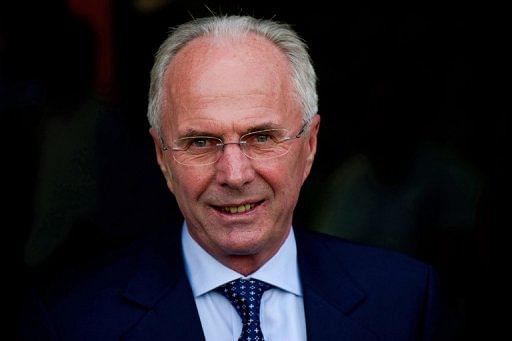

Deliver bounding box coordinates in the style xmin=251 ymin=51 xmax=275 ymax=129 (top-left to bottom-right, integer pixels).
xmin=295 ymin=120 xmax=312 ymax=138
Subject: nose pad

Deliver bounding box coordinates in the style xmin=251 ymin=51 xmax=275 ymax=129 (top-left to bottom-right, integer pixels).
xmin=215 ymin=143 xmax=255 ymax=188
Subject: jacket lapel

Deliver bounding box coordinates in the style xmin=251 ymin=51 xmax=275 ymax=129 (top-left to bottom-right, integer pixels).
xmin=296 ymin=229 xmax=380 ymax=340
xmin=120 ymin=230 xmax=205 ymax=341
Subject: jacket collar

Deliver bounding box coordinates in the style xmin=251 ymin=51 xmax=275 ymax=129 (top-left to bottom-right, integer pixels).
xmin=295 ymin=228 xmax=379 ymax=340
xmin=121 ymin=229 xmax=205 ymax=340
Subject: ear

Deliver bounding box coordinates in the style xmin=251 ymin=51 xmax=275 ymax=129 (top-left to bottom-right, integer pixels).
xmin=149 ymin=127 xmax=175 ymax=193
xmin=302 ymin=114 xmax=320 ymax=182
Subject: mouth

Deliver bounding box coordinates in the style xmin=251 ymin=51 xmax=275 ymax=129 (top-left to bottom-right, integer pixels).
xmin=212 ymin=200 xmax=264 ymax=215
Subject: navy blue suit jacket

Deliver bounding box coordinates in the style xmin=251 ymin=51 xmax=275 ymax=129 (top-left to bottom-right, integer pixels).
xmin=20 ymin=228 xmax=443 ymax=340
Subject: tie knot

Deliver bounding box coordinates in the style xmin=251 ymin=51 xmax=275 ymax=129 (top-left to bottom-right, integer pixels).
xmin=216 ymin=278 xmax=273 ymax=341
xmin=218 ymin=278 xmax=272 ymax=302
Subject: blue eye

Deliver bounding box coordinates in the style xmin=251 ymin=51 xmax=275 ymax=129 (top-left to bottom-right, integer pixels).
xmin=244 ymin=130 xmax=284 ymax=145
xmin=191 ymin=138 xmax=210 ymax=148
xmin=175 ymin=137 xmax=220 ymax=151
xmin=255 ymin=134 xmax=271 ymax=143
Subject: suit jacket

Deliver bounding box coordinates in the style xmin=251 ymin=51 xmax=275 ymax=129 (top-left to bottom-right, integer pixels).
xmin=19 ymin=228 xmax=443 ymax=340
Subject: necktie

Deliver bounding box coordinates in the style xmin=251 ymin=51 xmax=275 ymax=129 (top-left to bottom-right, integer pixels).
xmin=216 ymin=278 xmax=273 ymax=341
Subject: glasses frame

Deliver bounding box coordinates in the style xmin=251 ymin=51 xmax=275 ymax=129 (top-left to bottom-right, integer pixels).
xmin=161 ymin=121 xmax=310 ymax=166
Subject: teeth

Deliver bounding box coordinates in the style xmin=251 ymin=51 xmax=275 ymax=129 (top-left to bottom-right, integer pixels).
xmin=222 ymin=203 xmax=254 ymax=214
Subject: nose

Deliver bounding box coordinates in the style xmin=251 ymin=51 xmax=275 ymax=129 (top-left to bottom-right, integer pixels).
xmin=215 ymin=143 xmax=255 ymax=189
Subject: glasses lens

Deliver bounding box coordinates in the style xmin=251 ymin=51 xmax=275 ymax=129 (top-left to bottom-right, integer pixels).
xmin=172 ymin=137 xmax=221 ymax=165
xmin=241 ymin=129 xmax=290 ymax=159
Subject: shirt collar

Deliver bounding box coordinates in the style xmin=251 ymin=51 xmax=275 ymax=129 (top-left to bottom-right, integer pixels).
xmin=181 ymin=223 xmax=302 ymax=297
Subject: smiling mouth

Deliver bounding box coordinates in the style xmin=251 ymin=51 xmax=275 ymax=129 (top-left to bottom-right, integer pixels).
xmin=212 ymin=201 xmax=263 ymax=214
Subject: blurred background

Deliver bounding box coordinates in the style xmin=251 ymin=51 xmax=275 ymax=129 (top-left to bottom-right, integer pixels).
xmin=2 ymin=0 xmax=509 ymax=339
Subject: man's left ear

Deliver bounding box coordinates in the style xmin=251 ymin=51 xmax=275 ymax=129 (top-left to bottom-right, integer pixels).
xmin=303 ymin=114 xmax=320 ymax=182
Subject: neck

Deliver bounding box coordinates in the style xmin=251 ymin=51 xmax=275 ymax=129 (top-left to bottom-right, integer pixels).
xmin=196 ymin=237 xmax=287 ymax=277
xmin=185 ymin=224 xmax=291 ymax=277
xmin=221 ymin=253 xmax=272 ymax=276
xmin=211 ymin=232 xmax=290 ymax=276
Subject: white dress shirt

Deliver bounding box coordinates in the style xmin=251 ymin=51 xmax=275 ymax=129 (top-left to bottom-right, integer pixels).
xmin=181 ymin=223 xmax=307 ymax=341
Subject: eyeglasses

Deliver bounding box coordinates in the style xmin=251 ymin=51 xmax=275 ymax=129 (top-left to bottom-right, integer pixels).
xmin=161 ymin=122 xmax=309 ymax=166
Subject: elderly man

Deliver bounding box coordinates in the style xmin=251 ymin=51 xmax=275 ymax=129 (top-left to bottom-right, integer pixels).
xmin=20 ymin=15 xmax=443 ymax=341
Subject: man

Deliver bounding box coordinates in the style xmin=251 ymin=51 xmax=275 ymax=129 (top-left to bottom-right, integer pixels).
xmin=20 ymin=15 xmax=443 ymax=340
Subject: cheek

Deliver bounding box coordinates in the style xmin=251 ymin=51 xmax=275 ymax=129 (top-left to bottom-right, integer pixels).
xmin=255 ymin=156 xmax=304 ymax=194
xmin=171 ymin=167 xmax=212 ymax=203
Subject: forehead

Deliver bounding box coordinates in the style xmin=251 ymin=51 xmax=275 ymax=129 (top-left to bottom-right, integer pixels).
xmin=167 ymin=33 xmax=292 ymax=94
xmin=162 ymin=34 xmax=300 ymax=133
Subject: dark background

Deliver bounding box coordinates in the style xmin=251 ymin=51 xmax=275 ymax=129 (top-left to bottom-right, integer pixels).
xmin=2 ymin=0 xmax=509 ymax=339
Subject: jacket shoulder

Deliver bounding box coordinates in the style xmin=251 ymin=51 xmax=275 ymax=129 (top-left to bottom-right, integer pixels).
xmin=298 ymin=228 xmax=433 ymax=281
xmin=296 ymin=229 xmax=444 ymax=340
xmin=18 ymin=231 xmax=180 ymax=340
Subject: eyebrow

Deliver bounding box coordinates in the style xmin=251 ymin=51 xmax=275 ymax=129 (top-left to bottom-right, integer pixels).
xmin=177 ymin=122 xmax=283 ymax=138
xmin=179 ymin=128 xmax=220 ymax=138
xmin=244 ymin=122 xmax=281 ymax=134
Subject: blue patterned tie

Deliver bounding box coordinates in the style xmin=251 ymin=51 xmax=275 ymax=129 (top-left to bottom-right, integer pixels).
xmin=216 ymin=278 xmax=273 ymax=341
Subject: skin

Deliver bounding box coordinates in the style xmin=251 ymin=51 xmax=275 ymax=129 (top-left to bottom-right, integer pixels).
xmin=150 ymin=33 xmax=320 ymax=275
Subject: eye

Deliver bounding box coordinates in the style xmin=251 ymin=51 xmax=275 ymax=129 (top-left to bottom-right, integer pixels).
xmin=244 ymin=130 xmax=284 ymax=145
xmin=174 ymin=136 xmax=219 ymax=151
xmin=255 ymin=134 xmax=271 ymax=143
xmin=191 ymin=138 xmax=210 ymax=148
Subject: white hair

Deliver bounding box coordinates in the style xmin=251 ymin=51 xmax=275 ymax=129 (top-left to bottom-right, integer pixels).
xmin=147 ymin=15 xmax=318 ymax=131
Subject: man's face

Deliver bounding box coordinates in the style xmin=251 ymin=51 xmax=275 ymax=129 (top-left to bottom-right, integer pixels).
xmin=151 ymin=34 xmax=319 ymax=269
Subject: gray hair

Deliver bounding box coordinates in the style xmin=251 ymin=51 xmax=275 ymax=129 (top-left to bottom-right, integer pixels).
xmin=147 ymin=15 xmax=318 ymax=131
